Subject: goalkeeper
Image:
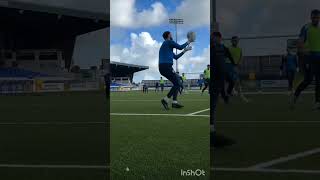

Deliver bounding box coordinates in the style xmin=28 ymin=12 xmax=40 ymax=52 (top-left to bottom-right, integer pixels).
xmin=159 ymin=31 xmax=193 ymax=110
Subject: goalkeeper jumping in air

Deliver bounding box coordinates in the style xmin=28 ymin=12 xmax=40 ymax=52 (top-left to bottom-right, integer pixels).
xmin=159 ymin=31 xmax=194 ymax=110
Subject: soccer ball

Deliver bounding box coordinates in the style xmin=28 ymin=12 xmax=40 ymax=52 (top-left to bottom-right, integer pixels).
xmin=187 ymin=31 xmax=196 ymax=42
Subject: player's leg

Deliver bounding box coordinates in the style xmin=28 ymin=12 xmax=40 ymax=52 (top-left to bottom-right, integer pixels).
xmin=293 ymin=61 xmax=313 ymax=104
xmin=287 ymin=70 xmax=294 ymax=94
xmin=159 ymin=65 xmax=175 ymax=110
xmin=235 ymin=80 xmax=248 ymax=102
xmin=225 ymin=65 xmax=235 ymax=96
xmin=172 ymin=74 xmax=184 ymax=108
xmin=226 ymin=76 xmax=234 ymax=96
xmin=202 ymin=80 xmax=208 ymax=94
xmin=159 ymin=65 xmax=182 ymax=109
xmin=210 ymin=70 xmax=235 ymax=147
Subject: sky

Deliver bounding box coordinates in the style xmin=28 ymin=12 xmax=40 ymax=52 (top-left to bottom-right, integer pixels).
xmin=110 ymin=0 xmax=210 ymax=82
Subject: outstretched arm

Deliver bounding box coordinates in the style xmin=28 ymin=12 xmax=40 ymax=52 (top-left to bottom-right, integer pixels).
xmin=174 ymin=46 xmax=193 ymax=60
xmin=174 ymin=52 xmax=185 ymax=60
xmin=170 ymin=40 xmax=189 ymax=50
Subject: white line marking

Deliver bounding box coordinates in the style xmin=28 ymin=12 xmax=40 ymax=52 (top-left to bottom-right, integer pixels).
xmin=0 ymin=122 xmax=107 ymax=125
xmin=0 ymin=164 xmax=108 ymax=169
xmin=242 ymin=91 xmax=313 ymax=95
xmin=216 ymin=121 xmax=320 ymax=123
xmin=111 ymin=100 xmax=208 ymax=102
xmin=111 ymin=113 xmax=209 ymax=117
xmin=111 ymin=114 xmax=320 ymax=123
xmin=188 ymin=108 xmax=210 ymax=115
xmin=249 ymin=148 xmax=320 ymax=169
xmin=212 ymin=167 xmax=320 ymax=174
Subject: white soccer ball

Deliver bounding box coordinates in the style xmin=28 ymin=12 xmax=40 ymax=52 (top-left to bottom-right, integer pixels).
xmin=187 ymin=31 xmax=196 ymax=42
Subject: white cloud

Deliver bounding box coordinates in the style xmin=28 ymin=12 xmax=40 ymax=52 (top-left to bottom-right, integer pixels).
xmin=111 ymin=0 xmax=210 ymax=28
xmin=110 ymin=32 xmax=209 ymax=82
xmin=111 ymin=0 xmax=168 ymax=28
xmin=173 ymin=0 xmax=210 ymax=27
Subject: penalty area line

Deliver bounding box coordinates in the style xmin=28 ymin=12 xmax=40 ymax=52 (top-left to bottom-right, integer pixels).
xmin=111 ymin=113 xmax=209 ymax=117
xmin=187 ymin=108 xmax=210 ymax=115
xmin=249 ymin=148 xmax=320 ymax=169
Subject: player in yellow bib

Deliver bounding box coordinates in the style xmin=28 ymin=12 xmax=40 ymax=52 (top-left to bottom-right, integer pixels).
xmin=181 ymin=73 xmax=188 ymax=93
xmin=160 ymin=77 xmax=165 ymax=93
xmin=292 ymin=9 xmax=320 ymax=110
xmin=227 ymin=36 xmax=248 ymax=102
xmin=201 ymin=64 xmax=211 ymax=95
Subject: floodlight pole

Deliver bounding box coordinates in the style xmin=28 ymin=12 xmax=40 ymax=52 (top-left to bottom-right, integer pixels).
xmin=169 ymin=18 xmax=184 ymax=73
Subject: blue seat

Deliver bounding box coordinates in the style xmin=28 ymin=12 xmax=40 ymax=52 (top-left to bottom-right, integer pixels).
xmin=0 ymin=68 xmax=49 ymax=78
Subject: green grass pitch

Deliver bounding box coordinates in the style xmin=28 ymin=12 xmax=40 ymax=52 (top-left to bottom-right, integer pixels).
xmin=110 ymin=90 xmax=210 ymax=180
xmin=212 ymin=93 xmax=320 ymax=180
xmin=0 ymin=92 xmax=108 ymax=180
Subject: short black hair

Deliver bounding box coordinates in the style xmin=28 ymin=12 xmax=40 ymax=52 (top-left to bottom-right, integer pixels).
xmin=212 ymin=32 xmax=222 ymax=38
xmin=311 ymin=9 xmax=320 ymax=16
xmin=162 ymin=31 xmax=171 ymax=40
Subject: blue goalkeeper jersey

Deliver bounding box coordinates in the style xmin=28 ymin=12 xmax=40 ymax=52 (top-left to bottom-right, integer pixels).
xmin=159 ymin=40 xmax=188 ymax=64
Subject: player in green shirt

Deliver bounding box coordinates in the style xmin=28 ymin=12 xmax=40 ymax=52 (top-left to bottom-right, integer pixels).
xmin=201 ymin=64 xmax=211 ymax=95
xmin=160 ymin=77 xmax=165 ymax=93
xmin=181 ymin=73 xmax=187 ymax=93
xmin=293 ymin=9 xmax=320 ymax=110
xmin=227 ymin=36 xmax=248 ymax=102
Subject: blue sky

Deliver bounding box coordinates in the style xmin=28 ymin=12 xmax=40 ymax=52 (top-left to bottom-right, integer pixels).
xmin=110 ymin=0 xmax=210 ymax=82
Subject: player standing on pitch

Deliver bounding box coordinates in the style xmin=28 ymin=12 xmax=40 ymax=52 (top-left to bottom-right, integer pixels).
xmin=292 ymin=9 xmax=320 ymax=110
xmin=201 ymin=64 xmax=211 ymax=95
xmin=211 ymin=32 xmax=235 ymax=147
xmin=280 ymin=49 xmax=299 ymax=94
xmin=159 ymin=31 xmax=193 ymax=110
xmin=160 ymin=77 xmax=165 ymax=93
xmin=227 ymin=36 xmax=248 ymax=102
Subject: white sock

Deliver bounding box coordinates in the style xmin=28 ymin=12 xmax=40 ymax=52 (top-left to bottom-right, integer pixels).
xmin=173 ymin=100 xmax=178 ymax=104
xmin=164 ymin=97 xmax=169 ymax=102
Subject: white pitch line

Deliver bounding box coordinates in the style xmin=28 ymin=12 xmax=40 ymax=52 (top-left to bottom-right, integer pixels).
xmin=0 ymin=122 xmax=107 ymax=125
xmin=212 ymin=167 xmax=320 ymax=174
xmin=0 ymin=164 xmax=108 ymax=169
xmin=241 ymin=91 xmax=314 ymax=95
xmin=111 ymin=100 xmax=208 ymax=102
xmin=216 ymin=121 xmax=320 ymax=123
xmin=110 ymin=114 xmax=320 ymax=123
xmin=249 ymin=148 xmax=320 ymax=169
xmin=188 ymin=108 xmax=210 ymax=115
xmin=111 ymin=113 xmax=209 ymax=117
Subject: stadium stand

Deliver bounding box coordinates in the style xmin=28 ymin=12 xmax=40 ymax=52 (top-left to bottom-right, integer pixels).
xmin=0 ymin=1 xmax=109 ymax=94
xmin=239 ymin=55 xmax=283 ymax=80
xmin=0 ymin=68 xmax=49 ymax=78
xmin=110 ymin=61 xmax=148 ymax=91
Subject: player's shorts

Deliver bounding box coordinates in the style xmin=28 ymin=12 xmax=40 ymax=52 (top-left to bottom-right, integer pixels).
xmin=204 ymin=78 xmax=210 ymax=85
xmin=225 ymin=63 xmax=239 ymax=81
